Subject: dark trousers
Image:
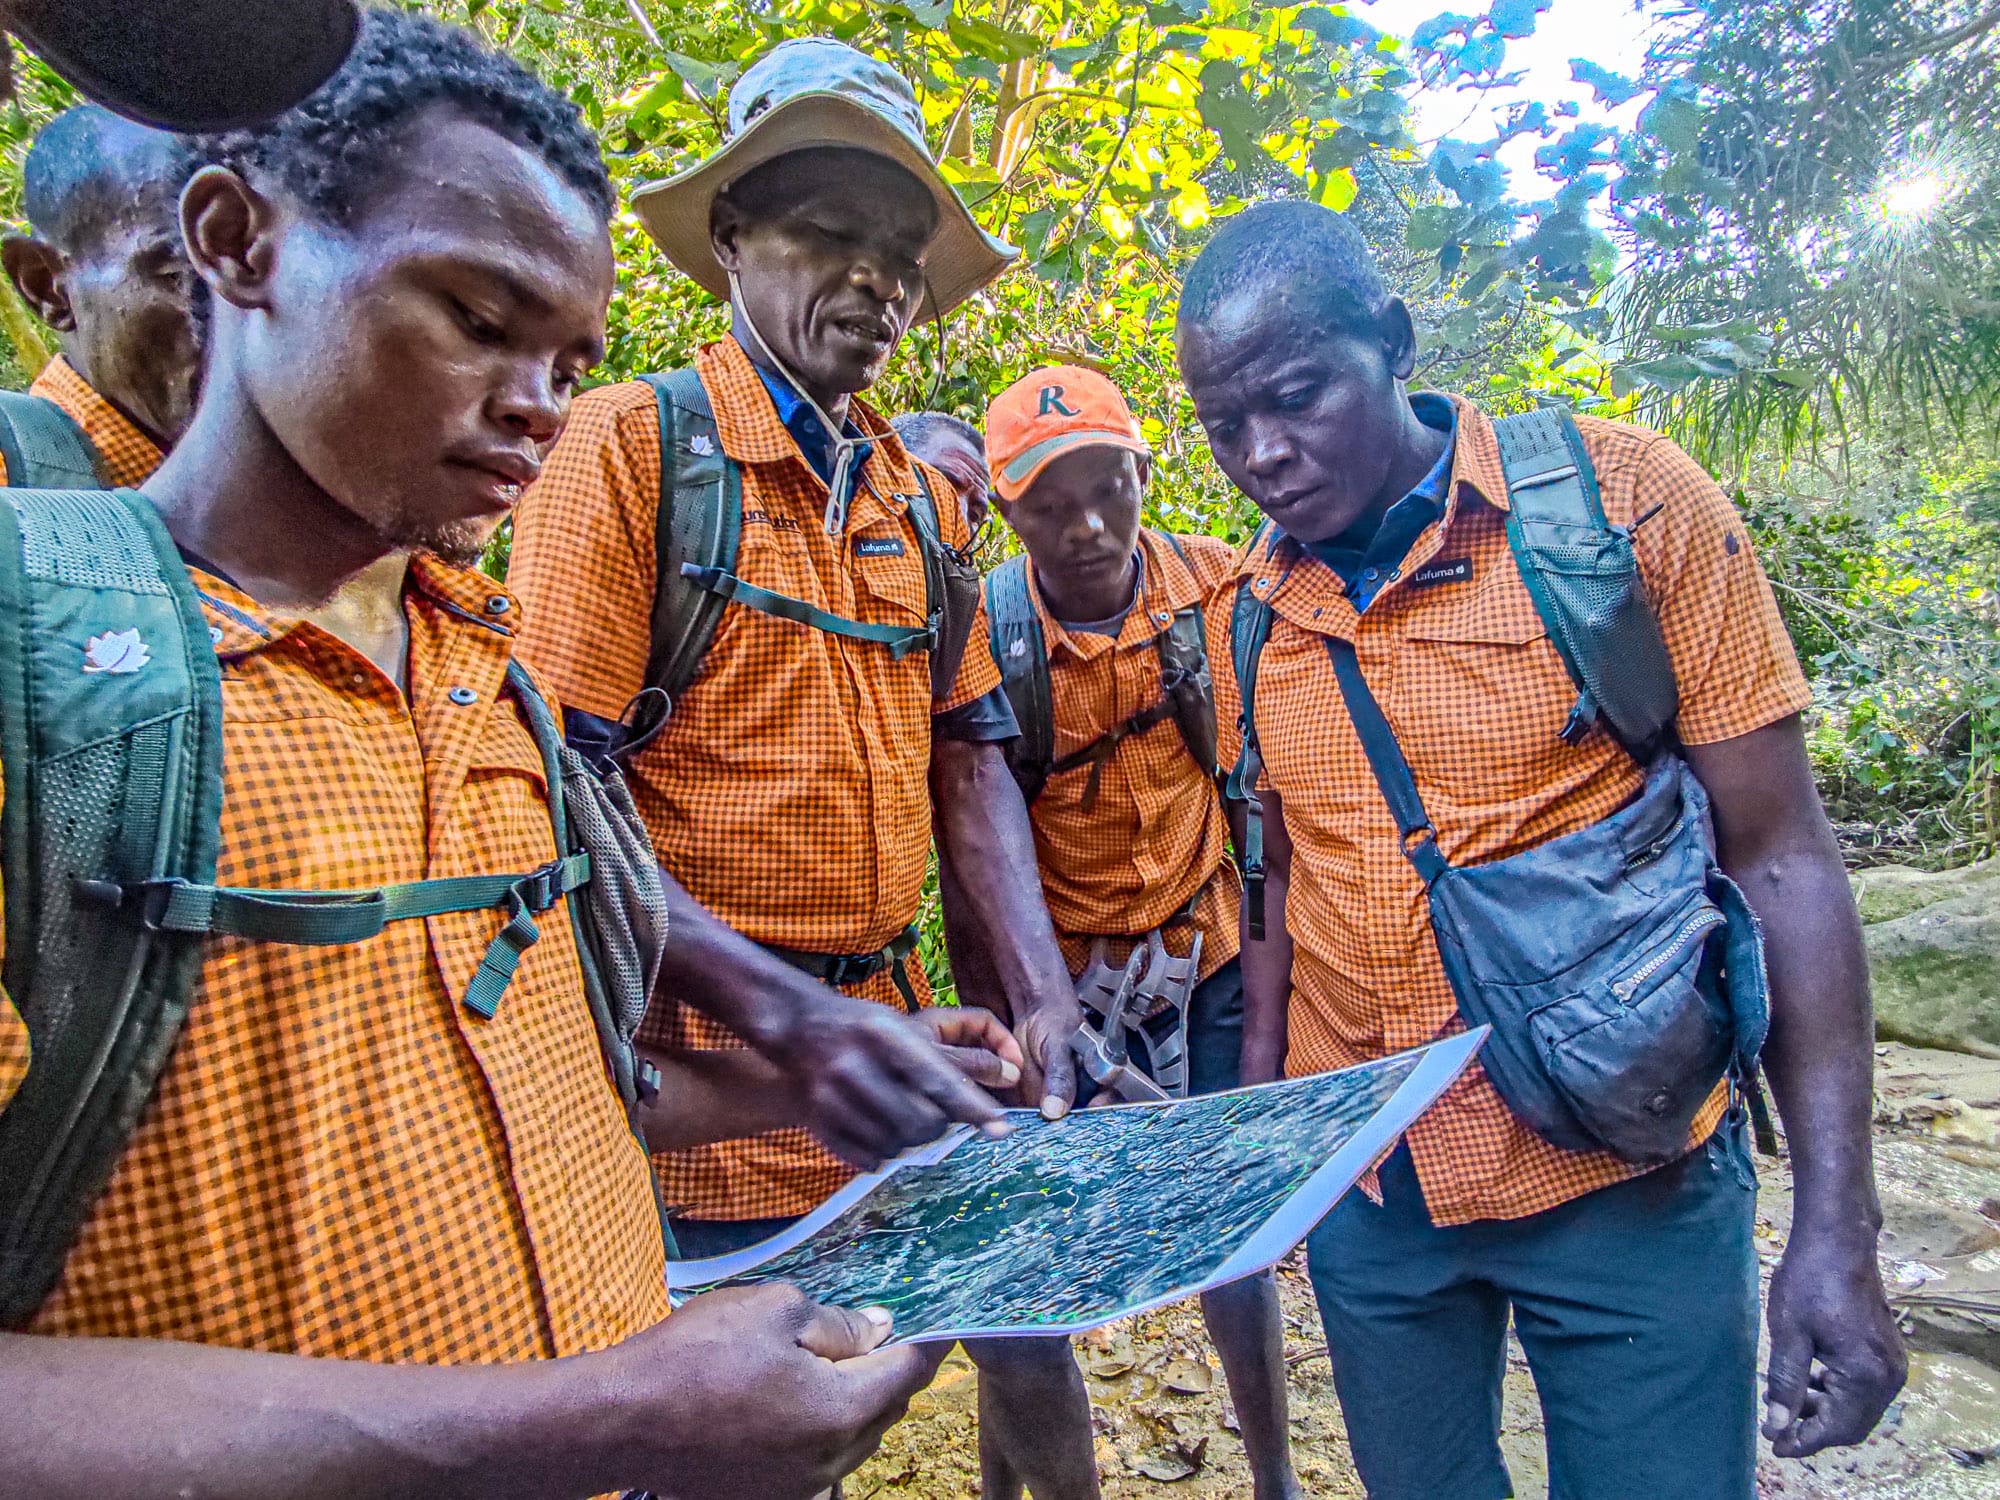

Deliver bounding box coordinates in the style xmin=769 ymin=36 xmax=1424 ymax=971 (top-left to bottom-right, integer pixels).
xmin=1305 ymin=1118 xmax=1759 ymax=1500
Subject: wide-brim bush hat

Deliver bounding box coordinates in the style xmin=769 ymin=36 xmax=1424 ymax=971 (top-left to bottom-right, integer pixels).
xmin=6 ymin=0 xmax=359 ymax=130
xmin=631 ymin=37 xmax=1017 ymax=320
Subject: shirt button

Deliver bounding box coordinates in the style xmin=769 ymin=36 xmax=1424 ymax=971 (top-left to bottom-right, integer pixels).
xmin=1364 ymin=566 xmax=1380 ymax=581
xmin=448 ymin=686 xmax=478 ymax=706
xmin=1155 ymin=611 xmax=1171 ymax=624
xmin=350 ymin=672 xmax=368 ymax=690
xmin=485 ymin=595 xmax=511 ymax=615
xmin=1388 ymin=568 xmax=1402 ymax=581
xmin=208 ymin=626 xmax=224 ymax=646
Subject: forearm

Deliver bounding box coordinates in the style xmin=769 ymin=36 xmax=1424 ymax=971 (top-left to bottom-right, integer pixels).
xmin=637 ymin=1046 xmax=797 ymax=1153
xmin=0 ymin=1333 xmax=619 ymax=1500
xmin=935 ymin=846 xmax=1007 ymax=1014
xmin=929 ymin=739 xmax=1071 ymax=1013
xmin=1728 ymin=828 xmax=1881 ymax=1242
xmin=652 ymin=866 xmax=834 ymax=1059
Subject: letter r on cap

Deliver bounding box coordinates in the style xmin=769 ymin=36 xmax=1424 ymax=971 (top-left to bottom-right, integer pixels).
xmin=1038 ymin=386 xmax=1081 ymax=418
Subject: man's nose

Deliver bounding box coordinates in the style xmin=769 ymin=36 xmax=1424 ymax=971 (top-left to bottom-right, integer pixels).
xmin=850 ymin=254 xmax=910 ymax=307
xmin=494 ymin=364 xmax=564 ymax=445
xmin=1242 ymin=416 xmax=1294 ymax=477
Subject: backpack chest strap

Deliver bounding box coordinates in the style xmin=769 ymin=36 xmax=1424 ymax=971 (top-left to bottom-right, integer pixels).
xmin=86 ymin=851 xmax=593 ymax=1020
xmin=680 ymin=562 xmax=938 ymax=661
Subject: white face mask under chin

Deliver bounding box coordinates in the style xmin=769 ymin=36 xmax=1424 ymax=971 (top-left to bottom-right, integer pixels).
xmin=728 ymin=270 xmax=868 ymax=536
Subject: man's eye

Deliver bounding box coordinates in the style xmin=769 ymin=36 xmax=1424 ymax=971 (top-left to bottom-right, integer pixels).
xmin=454 ymin=301 xmax=505 ymax=344
xmin=1275 ymin=386 xmax=1316 ymax=410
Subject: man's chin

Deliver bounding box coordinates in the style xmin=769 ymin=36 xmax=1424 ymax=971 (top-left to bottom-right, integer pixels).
xmin=381 ymin=515 xmax=496 ymax=571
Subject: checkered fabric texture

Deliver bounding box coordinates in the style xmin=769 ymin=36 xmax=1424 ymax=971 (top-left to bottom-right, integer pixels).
xmin=0 ymin=357 xmax=170 ymax=1110
xmin=5 ymin=555 xmax=669 ymax=1366
xmin=508 ymin=336 xmax=999 ymax=1221
xmin=0 ymin=354 xmax=167 ymax=488
xmin=1012 ymin=528 xmax=1245 ymax=982
xmin=1243 ymin=397 xmax=1811 ymax=1226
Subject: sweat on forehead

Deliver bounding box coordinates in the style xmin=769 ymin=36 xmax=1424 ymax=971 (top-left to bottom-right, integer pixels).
xmin=190 ymin=8 xmax=613 ymax=228
xmin=22 ymin=105 xmax=184 ymax=253
xmin=1176 ymin=198 xmax=1390 ymax=343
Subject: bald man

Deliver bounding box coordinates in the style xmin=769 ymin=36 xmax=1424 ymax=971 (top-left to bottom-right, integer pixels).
xmin=0 ymin=104 xmax=197 ymax=486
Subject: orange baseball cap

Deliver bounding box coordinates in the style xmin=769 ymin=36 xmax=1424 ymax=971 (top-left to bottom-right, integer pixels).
xmin=985 ymin=365 xmax=1150 ymax=503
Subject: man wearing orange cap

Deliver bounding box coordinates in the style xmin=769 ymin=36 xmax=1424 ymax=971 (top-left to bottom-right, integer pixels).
xmin=941 ymin=366 xmax=1302 ymax=1500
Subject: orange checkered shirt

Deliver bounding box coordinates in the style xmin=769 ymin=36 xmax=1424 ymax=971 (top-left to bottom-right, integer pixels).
xmin=0 ymin=358 xmax=170 ymax=1104
xmin=1012 ymin=528 xmax=1244 ymax=982
xmin=0 ymin=554 xmax=669 ymax=1364
xmin=508 ymin=336 xmax=1001 ymax=1222
xmin=0 ymin=354 xmax=167 ymax=489
xmin=1243 ymin=398 xmax=1811 ymax=1226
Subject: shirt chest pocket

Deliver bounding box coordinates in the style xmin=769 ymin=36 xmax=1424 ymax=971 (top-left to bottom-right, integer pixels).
xmin=849 ymin=523 xmax=929 ymax=628
xmin=1393 ymin=570 xmax=1577 ymax=781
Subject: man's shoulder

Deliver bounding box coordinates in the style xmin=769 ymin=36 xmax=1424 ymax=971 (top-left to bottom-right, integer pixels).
xmin=574 ymin=378 xmax=662 ymax=417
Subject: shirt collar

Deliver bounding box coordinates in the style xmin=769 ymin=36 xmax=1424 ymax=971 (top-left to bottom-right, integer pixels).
xmin=1029 ymin=529 xmax=1202 ymax=661
xmin=29 ymin=354 xmax=165 ymax=488
xmin=193 ymin=552 xmax=517 ymax=662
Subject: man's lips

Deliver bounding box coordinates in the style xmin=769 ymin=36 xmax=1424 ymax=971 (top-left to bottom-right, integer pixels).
xmin=448 ymin=452 xmax=541 ymax=507
xmin=833 ymin=313 xmax=896 ymax=346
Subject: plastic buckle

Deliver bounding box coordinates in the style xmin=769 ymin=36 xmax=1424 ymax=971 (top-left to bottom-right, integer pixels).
xmin=520 ymin=859 xmax=567 ymax=913
xmin=823 ymin=950 xmax=882 ymax=987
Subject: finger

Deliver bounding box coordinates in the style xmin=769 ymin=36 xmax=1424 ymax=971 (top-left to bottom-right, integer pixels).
xmin=935 ymin=1042 xmax=1023 ymax=1093
xmin=797 ymin=1301 xmax=895 ymax=1362
xmin=927 ymin=1008 xmax=1029 ymax=1074
xmin=814 ymin=1058 xmax=949 ymax=1157
xmin=900 ymin=1034 xmax=1015 ymax=1134
xmin=1762 ymin=1320 xmax=1816 ymax=1452
xmin=1039 ymin=1035 xmax=1078 ymax=1121
xmin=1791 ymin=1360 xmax=1901 ymax=1456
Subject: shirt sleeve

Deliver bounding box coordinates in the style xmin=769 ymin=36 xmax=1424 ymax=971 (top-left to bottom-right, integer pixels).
xmin=918 ymin=458 xmax=1004 ymax=715
xmin=0 ymin=763 xmax=24 ymax=1117
xmin=1630 ymin=435 xmax=1812 ymax=746
xmin=506 ymin=384 xmax=663 ymax=722
xmin=933 ymin=685 xmax=1020 ymax=743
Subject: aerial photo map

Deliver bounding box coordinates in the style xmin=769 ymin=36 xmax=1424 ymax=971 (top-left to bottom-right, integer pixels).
xmin=673 ymin=1030 xmax=1483 ymax=1343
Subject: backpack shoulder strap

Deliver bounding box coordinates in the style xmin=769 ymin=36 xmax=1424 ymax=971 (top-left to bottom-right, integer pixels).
xmin=986 ymin=553 xmax=1053 ymax=801
xmin=0 ymin=392 xmax=105 ymax=491
xmin=638 ymin=370 xmax=741 ymax=720
xmin=0 ymin=485 xmax=222 ymax=1327
xmin=1151 ymin=532 xmax=1219 ymax=780
xmin=1224 ymin=522 xmax=1279 ymax=938
xmin=1491 ymin=407 xmax=1679 ymax=761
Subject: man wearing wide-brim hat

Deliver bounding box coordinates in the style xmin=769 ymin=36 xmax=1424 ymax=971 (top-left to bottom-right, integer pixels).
xmin=509 ymin=24 xmax=1085 ymax=1299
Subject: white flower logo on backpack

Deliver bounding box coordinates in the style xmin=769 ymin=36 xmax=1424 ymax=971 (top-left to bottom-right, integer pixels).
xmin=82 ymin=628 xmax=150 ymax=675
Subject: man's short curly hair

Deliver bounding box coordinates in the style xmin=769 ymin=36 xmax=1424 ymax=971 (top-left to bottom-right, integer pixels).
xmin=1176 ymin=199 xmax=1389 ymax=341
xmin=195 ymin=7 xmax=613 ymax=226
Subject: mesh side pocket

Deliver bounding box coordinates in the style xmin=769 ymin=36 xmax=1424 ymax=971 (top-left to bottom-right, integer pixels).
xmin=17 ymin=491 xmax=173 ymax=593
xmin=1517 ymin=527 xmax=1679 ymax=754
xmin=30 ymin=738 xmax=134 ymax=1038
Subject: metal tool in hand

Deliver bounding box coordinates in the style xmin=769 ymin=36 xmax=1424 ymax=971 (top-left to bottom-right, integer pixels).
xmin=1067 ymin=928 xmax=1203 ymax=1103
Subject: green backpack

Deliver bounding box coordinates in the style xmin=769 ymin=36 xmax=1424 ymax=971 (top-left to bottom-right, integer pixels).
xmin=0 ymin=389 xmax=107 ymax=491
xmin=986 ymin=532 xmax=1222 ymax=808
xmin=626 ymin=369 xmax=981 ymax=738
xmin=1226 ymin=406 xmax=1681 ymax=939
xmin=0 ymin=485 xmax=667 ymax=1328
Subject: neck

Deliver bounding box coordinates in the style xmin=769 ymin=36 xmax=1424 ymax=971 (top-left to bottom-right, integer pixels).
xmin=1037 ymin=548 xmax=1139 ymax=626
xmin=141 ymin=357 xmax=398 ymax=612
xmin=730 ymin=309 xmax=850 ymax=429
xmin=298 ymin=551 xmax=414 ymax=687
xmin=1365 ymin=389 xmax=1450 ymax=525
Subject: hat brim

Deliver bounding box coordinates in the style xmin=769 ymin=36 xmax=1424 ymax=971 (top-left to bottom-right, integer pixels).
xmin=630 ymin=91 xmax=1018 ymax=321
xmin=994 ymin=430 xmax=1152 ymax=503
xmin=10 ymin=0 xmax=358 ymax=131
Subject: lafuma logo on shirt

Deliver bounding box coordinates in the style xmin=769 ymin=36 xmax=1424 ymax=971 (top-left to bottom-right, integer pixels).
xmin=1410 ymin=557 xmax=1472 ymax=589
xmin=856 ymin=537 xmax=907 ymax=558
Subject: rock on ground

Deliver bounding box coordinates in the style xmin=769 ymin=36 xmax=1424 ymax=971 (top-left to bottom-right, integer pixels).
xmin=1856 ymin=860 xmax=2000 ymax=1057
xmin=852 ymin=1044 xmax=2000 ymax=1500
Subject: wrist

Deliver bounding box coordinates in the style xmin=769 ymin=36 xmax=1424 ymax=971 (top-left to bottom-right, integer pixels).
xmin=543 ymin=1341 xmax=675 ymax=1498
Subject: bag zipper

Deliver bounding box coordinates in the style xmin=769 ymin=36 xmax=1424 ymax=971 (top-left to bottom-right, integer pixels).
xmin=1613 ymin=909 xmax=1725 ymax=1003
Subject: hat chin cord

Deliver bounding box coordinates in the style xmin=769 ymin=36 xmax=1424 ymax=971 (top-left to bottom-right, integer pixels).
xmin=728 ymin=269 xmax=868 ymax=536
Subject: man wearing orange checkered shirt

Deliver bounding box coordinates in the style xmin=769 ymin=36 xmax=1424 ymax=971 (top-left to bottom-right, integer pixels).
xmin=509 ymin=40 xmax=1084 ymax=1258
xmin=931 ymin=366 xmax=1301 ymax=1500
xmin=0 ymin=15 xmax=979 ymax=1496
xmin=1176 ymin=201 xmax=1905 ymax=1499
xmin=0 ymin=104 xmax=197 ymax=490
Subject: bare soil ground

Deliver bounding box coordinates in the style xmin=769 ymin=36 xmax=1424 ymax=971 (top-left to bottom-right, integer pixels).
xmin=852 ymin=1044 xmax=2000 ymax=1499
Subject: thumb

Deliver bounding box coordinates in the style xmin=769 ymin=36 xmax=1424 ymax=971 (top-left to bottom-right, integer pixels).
xmin=797 ymin=1301 xmax=895 ymax=1362
xmin=1040 ymin=1037 xmax=1078 ymax=1121
xmin=1763 ymin=1315 xmax=1814 ymax=1443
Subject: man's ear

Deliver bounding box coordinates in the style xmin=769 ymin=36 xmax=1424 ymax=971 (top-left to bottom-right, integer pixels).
xmin=179 ymin=165 xmax=282 ymax=314
xmin=1 ymin=235 xmax=73 ymax=332
xmin=1134 ymin=453 xmax=1152 ymax=491
xmin=709 ymin=195 xmax=744 ymax=275
xmin=1380 ymin=296 xmax=1420 ymax=383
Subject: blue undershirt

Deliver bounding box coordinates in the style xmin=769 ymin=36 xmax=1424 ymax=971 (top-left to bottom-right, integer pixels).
xmin=1302 ymin=392 xmax=1457 ymax=613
